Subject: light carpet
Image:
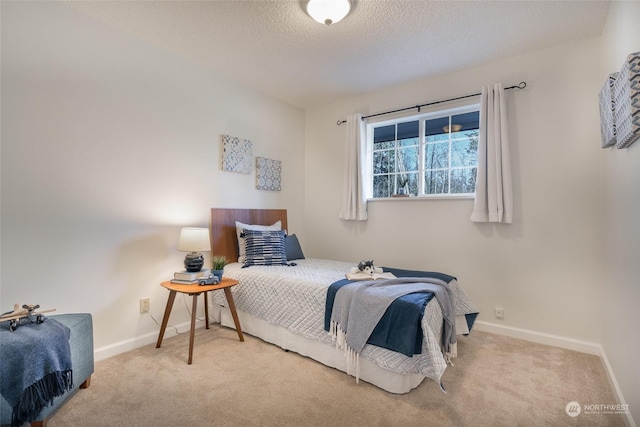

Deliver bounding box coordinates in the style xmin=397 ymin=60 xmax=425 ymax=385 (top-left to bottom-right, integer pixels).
xmin=48 ymin=327 xmax=625 ymax=426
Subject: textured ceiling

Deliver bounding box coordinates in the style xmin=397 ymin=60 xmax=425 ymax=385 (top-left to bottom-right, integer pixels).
xmin=66 ymin=0 xmax=611 ymax=109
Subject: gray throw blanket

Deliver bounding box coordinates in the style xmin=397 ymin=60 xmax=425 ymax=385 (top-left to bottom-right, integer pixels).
xmin=0 ymin=318 xmax=73 ymax=427
xmin=330 ymin=277 xmax=456 ymax=364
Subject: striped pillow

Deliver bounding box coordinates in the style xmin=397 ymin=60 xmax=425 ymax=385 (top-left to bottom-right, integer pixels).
xmin=235 ymin=220 xmax=281 ymax=265
xmin=242 ymin=229 xmax=290 ymax=267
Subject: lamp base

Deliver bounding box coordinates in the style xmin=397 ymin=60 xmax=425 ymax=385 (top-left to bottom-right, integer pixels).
xmin=184 ymin=252 xmax=204 ymax=272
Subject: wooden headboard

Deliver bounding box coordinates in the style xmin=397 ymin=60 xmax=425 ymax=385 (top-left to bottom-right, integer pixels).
xmin=210 ymin=208 xmax=288 ymax=263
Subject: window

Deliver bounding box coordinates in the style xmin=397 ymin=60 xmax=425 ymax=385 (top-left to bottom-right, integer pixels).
xmin=367 ymin=105 xmax=480 ymax=199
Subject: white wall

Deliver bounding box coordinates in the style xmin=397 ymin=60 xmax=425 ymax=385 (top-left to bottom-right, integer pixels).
xmin=305 ymin=38 xmax=605 ymax=343
xmin=600 ymin=1 xmax=640 ymax=423
xmin=1 ymin=2 xmax=305 ymax=353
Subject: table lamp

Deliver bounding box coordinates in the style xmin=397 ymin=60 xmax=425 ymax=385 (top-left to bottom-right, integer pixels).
xmin=178 ymin=227 xmax=211 ymax=272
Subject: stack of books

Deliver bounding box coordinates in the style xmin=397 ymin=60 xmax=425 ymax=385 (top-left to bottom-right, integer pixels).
xmin=171 ymin=269 xmax=211 ymax=284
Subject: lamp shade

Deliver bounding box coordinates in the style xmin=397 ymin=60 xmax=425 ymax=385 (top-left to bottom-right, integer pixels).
xmin=306 ymin=0 xmax=350 ymax=25
xmin=178 ymin=227 xmax=211 ymax=252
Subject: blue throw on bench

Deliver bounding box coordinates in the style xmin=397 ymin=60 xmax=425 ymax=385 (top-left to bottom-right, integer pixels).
xmin=324 ymin=267 xmax=457 ymax=357
xmin=0 ymin=318 xmax=73 ymax=427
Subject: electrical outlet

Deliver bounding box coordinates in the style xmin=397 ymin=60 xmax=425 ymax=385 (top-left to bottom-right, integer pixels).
xmin=140 ymin=298 xmax=150 ymax=314
xmin=495 ymin=307 xmax=504 ymax=319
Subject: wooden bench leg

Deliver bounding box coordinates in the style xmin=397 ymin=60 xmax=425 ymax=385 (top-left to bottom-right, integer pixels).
xmin=80 ymin=375 xmax=92 ymax=389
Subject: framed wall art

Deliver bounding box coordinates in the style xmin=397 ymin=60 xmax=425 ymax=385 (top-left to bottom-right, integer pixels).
xmin=255 ymin=157 xmax=281 ymax=191
xmin=598 ymin=72 xmax=617 ymax=148
xmin=613 ymin=51 xmax=640 ymax=149
xmin=220 ymin=134 xmax=252 ymax=174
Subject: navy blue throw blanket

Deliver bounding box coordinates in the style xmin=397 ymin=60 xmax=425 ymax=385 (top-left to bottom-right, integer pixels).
xmin=324 ymin=267 xmax=457 ymax=357
xmin=0 ymin=318 xmax=73 ymax=427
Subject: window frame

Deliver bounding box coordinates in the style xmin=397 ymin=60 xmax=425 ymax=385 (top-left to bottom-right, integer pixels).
xmin=365 ymin=103 xmax=481 ymax=201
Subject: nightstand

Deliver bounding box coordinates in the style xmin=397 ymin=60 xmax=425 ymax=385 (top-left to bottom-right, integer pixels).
xmin=156 ymin=278 xmax=244 ymax=364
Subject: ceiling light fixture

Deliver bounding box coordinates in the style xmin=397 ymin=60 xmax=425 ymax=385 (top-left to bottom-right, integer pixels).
xmin=306 ymin=0 xmax=351 ymax=25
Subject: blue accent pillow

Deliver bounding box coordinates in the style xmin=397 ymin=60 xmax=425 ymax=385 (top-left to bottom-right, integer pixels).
xmin=285 ymin=234 xmax=305 ymax=261
xmin=242 ymin=229 xmax=290 ymax=267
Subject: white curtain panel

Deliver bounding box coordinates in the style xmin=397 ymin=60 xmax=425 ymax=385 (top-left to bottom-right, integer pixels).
xmin=470 ymin=83 xmax=513 ymax=224
xmin=339 ymin=113 xmax=368 ymax=221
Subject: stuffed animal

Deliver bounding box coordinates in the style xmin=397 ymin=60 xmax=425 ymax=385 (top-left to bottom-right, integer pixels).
xmin=350 ymin=260 xmax=383 ymax=275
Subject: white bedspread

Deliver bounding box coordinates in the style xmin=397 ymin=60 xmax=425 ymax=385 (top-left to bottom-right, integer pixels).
xmin=211 ymin=259 xmax=478 ymax=384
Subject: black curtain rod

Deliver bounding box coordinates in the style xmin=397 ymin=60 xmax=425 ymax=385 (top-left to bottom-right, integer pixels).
xmin=336 ymin=82 xmax=527 ymax=125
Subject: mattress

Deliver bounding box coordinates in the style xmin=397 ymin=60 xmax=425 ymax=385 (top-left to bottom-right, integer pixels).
xmin=210 ymin=258 xmax=478 ymax=390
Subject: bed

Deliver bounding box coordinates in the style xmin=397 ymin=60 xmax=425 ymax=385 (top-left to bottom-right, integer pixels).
xmin=208 ymin=208 xmax=478 ymax=394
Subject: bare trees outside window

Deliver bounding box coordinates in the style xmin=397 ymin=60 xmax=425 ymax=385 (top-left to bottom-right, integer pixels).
xmin=370 ymin=107 xmax=479 ymax=199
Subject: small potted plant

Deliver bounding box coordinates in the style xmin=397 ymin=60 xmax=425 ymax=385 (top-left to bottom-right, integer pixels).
xmin=211 ymin=255 xmax=227 ymax=282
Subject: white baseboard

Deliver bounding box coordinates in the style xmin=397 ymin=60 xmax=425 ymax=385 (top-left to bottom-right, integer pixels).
xmin=475 ymin=321 xmax=635 ymax=427
xmin=597 ymin=345 xmax=636 ymax=427
xmin=94 ymin=319 xmax=205 ymax=361
xmin=474 ymin=320 xmax=601 ymax=354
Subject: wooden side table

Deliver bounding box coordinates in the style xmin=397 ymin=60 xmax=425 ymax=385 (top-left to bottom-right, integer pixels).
xmin=156 ymin=278 xmax=244 ymax=364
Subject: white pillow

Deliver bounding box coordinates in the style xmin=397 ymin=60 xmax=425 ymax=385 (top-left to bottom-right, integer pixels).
xmin=235 ymin=220 xmax=282 ymax=264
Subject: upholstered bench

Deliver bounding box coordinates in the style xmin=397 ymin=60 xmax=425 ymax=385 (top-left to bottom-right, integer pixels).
xmin=0 ymin=313 xmax=94 ymax=427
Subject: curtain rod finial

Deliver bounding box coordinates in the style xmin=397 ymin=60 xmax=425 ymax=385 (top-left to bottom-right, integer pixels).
xmin=337 ymin=119 xmax=347 ymax=125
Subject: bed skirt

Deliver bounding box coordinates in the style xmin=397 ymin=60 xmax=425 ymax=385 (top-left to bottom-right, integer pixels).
xmin=209 ymin=303 xmax=426 ymax=394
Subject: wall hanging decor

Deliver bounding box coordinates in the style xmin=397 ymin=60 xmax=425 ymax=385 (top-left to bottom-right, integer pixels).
xmin=613 ymin=51 xmax=640 ymax=149
xmin=255 ymin=157 xmax=281 ymax=191
xmin=598 ymin=72 xmax=618 ymax=148
xmin=220 ymin=134 xmax=252 ymax=173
